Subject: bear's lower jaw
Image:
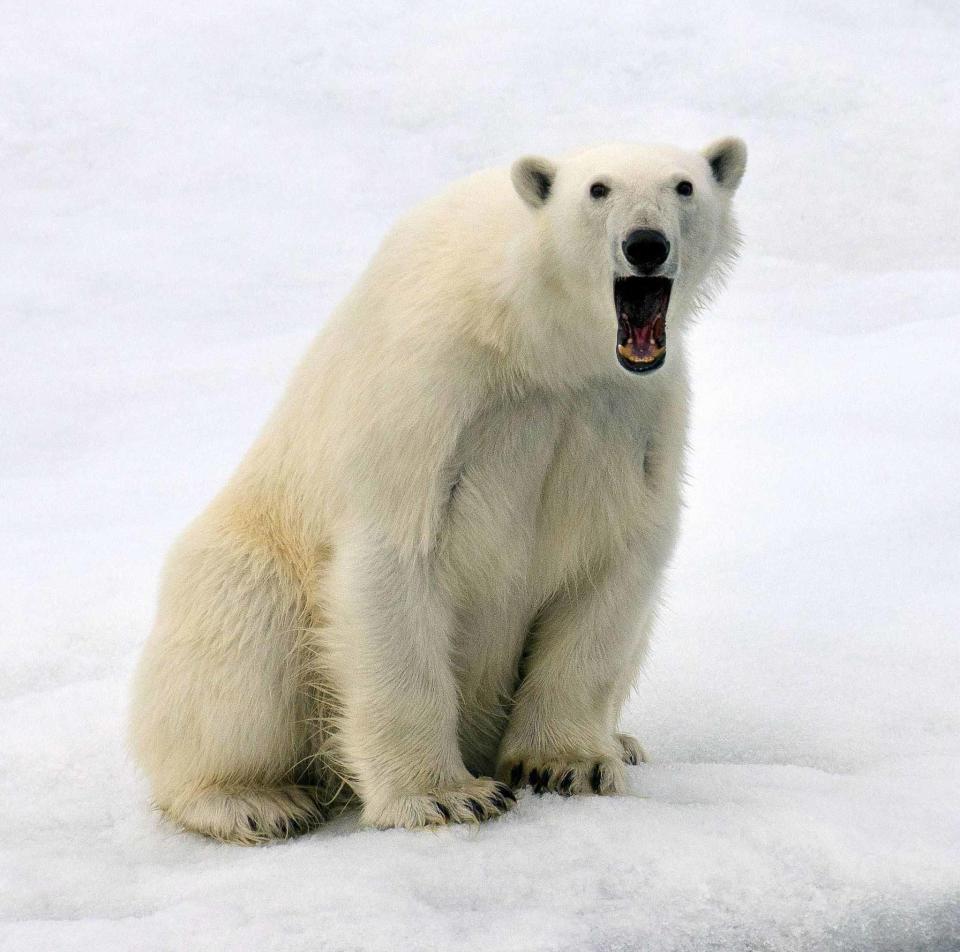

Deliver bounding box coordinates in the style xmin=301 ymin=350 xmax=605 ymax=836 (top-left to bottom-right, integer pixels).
xmin=617 ymin=339 xmax=666 ymax=369
xmin=614 ymin=276 xmax=671 ymax=374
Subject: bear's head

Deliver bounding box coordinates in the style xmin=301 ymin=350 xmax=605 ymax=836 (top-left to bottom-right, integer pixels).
xmin=511 ymin=139 xmax=746 ymax=375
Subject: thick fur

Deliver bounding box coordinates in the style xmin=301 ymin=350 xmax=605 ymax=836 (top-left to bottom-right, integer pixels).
xmin=129 ymin=139 xmax=746 ymax=840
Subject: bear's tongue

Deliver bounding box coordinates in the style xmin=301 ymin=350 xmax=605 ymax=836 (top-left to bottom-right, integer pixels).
xmin=615 ymin=276 xmax=671 ymax=374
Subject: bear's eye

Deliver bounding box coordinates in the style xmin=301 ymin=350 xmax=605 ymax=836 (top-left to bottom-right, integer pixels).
xmin=676 ymin=180 xmax=694 ymax=197
xmin=589 ymin=182 xmax=610 ymax=199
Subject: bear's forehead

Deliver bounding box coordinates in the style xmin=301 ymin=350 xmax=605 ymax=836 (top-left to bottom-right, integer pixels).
xmin=561 ymin=143 xmax=701 ymax=181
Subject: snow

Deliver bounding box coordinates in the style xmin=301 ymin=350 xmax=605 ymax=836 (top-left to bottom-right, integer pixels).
xmin=2 ymin=1 xmax=959 ymax=949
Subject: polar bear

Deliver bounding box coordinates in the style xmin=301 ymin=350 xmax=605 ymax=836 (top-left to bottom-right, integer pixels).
xmin=129 ymin=137 xmax=747 ymax=842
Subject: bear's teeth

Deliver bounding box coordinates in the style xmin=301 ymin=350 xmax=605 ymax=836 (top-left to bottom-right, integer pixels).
xmin=618 ymin=341 xmax=664 ymax=364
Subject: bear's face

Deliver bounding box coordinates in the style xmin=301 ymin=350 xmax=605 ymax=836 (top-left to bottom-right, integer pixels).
xmin=512 ymin=139 xmax=746 ymax=375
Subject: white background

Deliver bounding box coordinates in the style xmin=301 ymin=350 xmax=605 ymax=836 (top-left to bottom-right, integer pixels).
xmin=2 ymin=2 xmax=958 ymax=949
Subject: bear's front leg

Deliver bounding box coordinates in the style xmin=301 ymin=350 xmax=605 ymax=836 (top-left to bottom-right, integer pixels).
xmin=322 ymin=527 xmax=515 ymax=828
xmin=496 ymin=554 xmax=655 ymax=796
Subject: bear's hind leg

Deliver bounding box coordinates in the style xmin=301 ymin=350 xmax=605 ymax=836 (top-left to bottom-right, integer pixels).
xmin=130 ymin=529 xmax=327 ymax=843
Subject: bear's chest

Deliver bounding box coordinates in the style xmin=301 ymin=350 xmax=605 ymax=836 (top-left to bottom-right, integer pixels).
xmin=439 ymin=384 xmax=672 ymax=608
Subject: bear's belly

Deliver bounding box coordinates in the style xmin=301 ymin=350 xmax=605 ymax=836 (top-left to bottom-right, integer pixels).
xmin=439 ymin=387 xmax=664 ymax=769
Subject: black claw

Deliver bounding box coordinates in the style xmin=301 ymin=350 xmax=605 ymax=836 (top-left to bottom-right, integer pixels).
xmin=495 ymin=782 xmax=516 ymax=803
xmin=559 ymin=770 xmax=574 ymax=795
xmin=590 ymin=763 xmax=603 ymax=792
xmin=539 ymin=768 xmax=552 ymax=790
xmin=435 ymin=801 xmax=451 ymax=821
xmin=490 ymin=794 xmax=507 ymax=811
xmin=246 ymin=815 xmax=259 ymax=832
xmin=510 ymin=763 xmax=523 ymax=787
xmin=466 ymin=797 xmax=484 ymax=820
xmin=529 ymin=768 xmax=540 ymax=787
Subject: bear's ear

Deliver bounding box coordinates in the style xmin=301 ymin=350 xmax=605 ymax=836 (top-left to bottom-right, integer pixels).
xmin=511 ymin=156 xmax=557 ymax=208
xmin=702 ymin=137 xmax=747 ymax=192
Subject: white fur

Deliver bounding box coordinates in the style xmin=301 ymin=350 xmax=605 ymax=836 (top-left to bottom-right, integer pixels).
xmin=129 ymin=138 xmax=746 ymax=840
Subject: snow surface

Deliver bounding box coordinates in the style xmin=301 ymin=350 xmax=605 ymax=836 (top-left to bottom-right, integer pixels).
xmin=2 ymin=2 xmax=959 ymax=950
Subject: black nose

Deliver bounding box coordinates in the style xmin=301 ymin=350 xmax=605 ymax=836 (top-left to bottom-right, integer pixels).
xmin=622 ymin=229 xmax=670 ymax=272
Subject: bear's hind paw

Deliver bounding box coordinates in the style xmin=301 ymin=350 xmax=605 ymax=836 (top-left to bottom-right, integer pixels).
xmin=168 ymin=784 xmax=326 ymax=845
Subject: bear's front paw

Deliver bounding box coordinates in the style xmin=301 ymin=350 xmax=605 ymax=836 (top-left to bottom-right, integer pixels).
xmin=362 ymin=777 xmax=516 ymax=830
xmin=497 ymin=753 xmax=627 ymax=797
xmin=616 ymin=732 xmax=647 ymax=766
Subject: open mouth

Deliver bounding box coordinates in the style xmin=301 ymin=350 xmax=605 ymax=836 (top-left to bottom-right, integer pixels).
xmin=614 ymin=276 xmax=671 ymax=374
